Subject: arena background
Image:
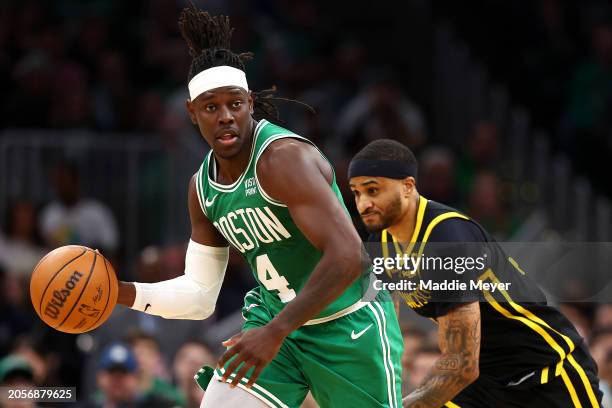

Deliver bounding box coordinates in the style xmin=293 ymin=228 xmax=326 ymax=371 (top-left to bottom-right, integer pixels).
xmin=0 ymin=0 xmax=611 ymax=406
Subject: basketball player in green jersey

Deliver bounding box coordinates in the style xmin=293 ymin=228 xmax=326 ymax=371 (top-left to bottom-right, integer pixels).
xmin=115 ymin=5 xmax=403 ymax=408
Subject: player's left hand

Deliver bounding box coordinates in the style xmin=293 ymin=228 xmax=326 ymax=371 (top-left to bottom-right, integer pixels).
xmin=217 ymin=325 xmax=285 ymax=388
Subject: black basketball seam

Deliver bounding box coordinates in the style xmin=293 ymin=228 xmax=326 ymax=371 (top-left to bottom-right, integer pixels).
xmin=83 ymin=257 xmax=113 ymax=331
xmin=37 ymin=248 xmax=87 ymax=315
xmin=56 ymin=251 xmax=97 ymax=330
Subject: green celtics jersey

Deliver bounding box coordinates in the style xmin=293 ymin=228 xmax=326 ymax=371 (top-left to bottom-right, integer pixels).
xmin=195 ymin=119 xmax=363 ymax=319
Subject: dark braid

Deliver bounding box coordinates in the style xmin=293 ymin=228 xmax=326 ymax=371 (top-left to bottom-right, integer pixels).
xmin=178 ymin=2 xmax=313 ymax=121
xmin=252 ymin=86 xmax=316 ymax=122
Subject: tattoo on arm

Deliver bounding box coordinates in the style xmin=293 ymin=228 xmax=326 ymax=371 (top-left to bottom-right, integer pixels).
xmin=402 ymin=302 xmax=481 ymax=408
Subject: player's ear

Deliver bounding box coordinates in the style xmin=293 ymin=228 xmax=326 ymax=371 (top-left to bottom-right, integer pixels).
xmin=402 ymin=177 xmax=416 ymax=197
xmin=185 ymin=99 xmax=197 ymax=125
xmin=248 ymin=91 xmax=254 ymax=115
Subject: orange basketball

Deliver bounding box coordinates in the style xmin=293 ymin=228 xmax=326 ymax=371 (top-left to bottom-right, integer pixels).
xmin=29 ymin=245 xmax=118 ymax=334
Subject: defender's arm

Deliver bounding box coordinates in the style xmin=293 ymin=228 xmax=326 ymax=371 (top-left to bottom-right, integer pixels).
xmin=402 ymin=302 xmax=481 ymax=408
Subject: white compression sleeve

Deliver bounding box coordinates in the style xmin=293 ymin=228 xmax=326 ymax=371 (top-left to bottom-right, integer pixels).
xmin=131 ymin=240 xmax=229 ymax=320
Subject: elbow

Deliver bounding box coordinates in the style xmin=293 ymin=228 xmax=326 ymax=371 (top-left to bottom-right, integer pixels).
xmin=194 ymin=303 xmax=215 ymax=320
xmin=172 ymin=300 xmax=215 ymax=321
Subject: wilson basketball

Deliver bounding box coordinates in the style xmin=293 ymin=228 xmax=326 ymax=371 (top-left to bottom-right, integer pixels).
xmin=30 ymin=245 xmax=118 ymax=334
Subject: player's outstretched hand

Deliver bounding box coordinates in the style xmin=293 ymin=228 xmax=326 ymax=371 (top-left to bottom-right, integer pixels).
xmin=218 ymin=326 xmax=285 ymax=388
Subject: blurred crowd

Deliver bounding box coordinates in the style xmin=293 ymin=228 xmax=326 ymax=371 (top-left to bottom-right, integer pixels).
xmin=437 ymin=0 xmax=612 ymax=197
xmin=0 ymin=0 xmax=611 ymax=406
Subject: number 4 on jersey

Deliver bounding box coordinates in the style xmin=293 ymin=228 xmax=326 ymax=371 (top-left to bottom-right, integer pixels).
xmin=256 ymin=254 xmax=296 ymax=302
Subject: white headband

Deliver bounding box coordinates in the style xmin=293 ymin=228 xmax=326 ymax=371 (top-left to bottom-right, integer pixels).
xmin=188 ymin=66 xmax=249 ymax=101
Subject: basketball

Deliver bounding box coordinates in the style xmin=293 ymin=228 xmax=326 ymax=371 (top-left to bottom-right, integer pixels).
xmin=29 ymin=245 xmax=118 ymax=334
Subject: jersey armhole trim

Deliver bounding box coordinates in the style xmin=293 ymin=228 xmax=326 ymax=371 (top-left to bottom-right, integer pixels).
xmin=254 ymin=134 xmax=333 ymax=207
xmin=195 ymin=161 xmax=208 ymax=217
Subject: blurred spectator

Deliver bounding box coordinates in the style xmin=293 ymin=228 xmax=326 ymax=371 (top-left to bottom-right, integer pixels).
xmin=47 ymin=62 xmax=91 ymax=128
xmin=589 ymin=327 xmax=612 ymax=408
xmin=216 ymin=249 xmax=257 ymax=319
xmin=595 ymin=304 xmax=612 ymax=329
xmin=400 ymin=324 xmax=428 ymax=394
xmin=400 ymin=324 xmax=427 ymax=369
xmin=0 ymin=201 xmax=45 ymax=277
xmin=126 ymin=331 xmax=186 ymax=407
xmin=172 ymin=339 xmax=216 ymax=408
xmin=10 ymin=336 xmax=52 ymax=386
xmin=456 ymin=120 xmax=500 ymax=198
xmin=12 ymin=329 xmax=89 ymax=392
xmin=417 ymin=146 xmax=459 ymax=207
xmin=467 ymin=171 xmax=519 ymax=240
xmin=567 ymin=15 xmax=612 ymax=134
xmin=39 ymin=161 xmax=119 ymax=254
xmin=0 ymin=270 xmax=35 ymax=356
xmin=519 ymin=0 xmax=577 ymax=126
xmin=337 ymin=72 xmax=427 ymax=157
xmin=91 ymin=50 xmax=136 ymax=131
xmin=82 ymin=245 xmax=212 ymax=397
xmin=565 ymin=14 xmax=612 ymax=193
xmin=0 ymin=355 xmax=38 ymax=408
xmin=559 ymin=303 xmax=592 ymax=340
xmin=0 ymin=355 xmax=34 ymax=385
xmin=3 ymin=51 xmax=52 ymax=128
xmin=404 ymin=346 xmax=441 ymax=393
xmin=134 ymin=90 xmax=166 ymax=133
xmin=83 ymin=342 xmax=176 ymax=408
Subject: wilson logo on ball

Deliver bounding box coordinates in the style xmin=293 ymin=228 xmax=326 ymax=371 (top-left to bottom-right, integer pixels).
xmin=43 ymin=270 xmax=83 ymax=319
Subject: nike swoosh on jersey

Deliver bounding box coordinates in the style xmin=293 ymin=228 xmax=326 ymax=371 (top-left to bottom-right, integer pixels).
xmin=351 ymin=323 xmax=373 ymax=340
xmin=507 ymin=371 xmax=535 ymax=386
xmin=144 ymin=303 xmax=152 ymax=312
xmin=205 ymin=194 xmax=218 ymax=207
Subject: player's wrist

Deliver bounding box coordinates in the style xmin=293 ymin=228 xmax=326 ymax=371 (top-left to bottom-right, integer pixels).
xmin=117 ymin=281 xmax=136 ymax=307
xmin=266 ymin=318 xmax=293 ymax=340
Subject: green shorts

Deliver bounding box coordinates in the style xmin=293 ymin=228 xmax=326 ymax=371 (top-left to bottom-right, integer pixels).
xmin=196 ymin=288 xmax=403 ymax=408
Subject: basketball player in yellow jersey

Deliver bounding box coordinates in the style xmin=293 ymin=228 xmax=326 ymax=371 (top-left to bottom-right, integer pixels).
xmin=349 ymin=139 xmax=602 ymax=407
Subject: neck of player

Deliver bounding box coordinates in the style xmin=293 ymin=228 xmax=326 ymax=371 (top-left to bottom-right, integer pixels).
xmin=215 ymin=119 xmax=257 ymax=184
xmin=387 ymin=192 xmax=420 ymax=243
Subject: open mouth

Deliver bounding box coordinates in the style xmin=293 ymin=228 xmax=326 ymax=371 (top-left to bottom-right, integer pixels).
xmin=216 ymin=130 xmax=239 ymax=146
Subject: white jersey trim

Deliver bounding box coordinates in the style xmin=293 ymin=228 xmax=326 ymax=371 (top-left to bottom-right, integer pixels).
xmin=214 ymin=369 xmax=288 ymax=408
xmin=368 ymin=303 xmax=396 ymax=407
xmin=207 ymin=119 xmax=267 ymax=192
xmin=195 ymin=161 xmax=207 ymax=217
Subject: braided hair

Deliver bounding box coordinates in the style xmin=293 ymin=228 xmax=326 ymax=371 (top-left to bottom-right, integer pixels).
xmin=178 ymin=3 xmax=313 ymax=121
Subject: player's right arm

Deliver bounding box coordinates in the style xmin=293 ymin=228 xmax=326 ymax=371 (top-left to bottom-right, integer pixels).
xmin=116 ymin=174 xmax=229 ymax=320
xmin=402 ymin=302 xmax=481 ymax=408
